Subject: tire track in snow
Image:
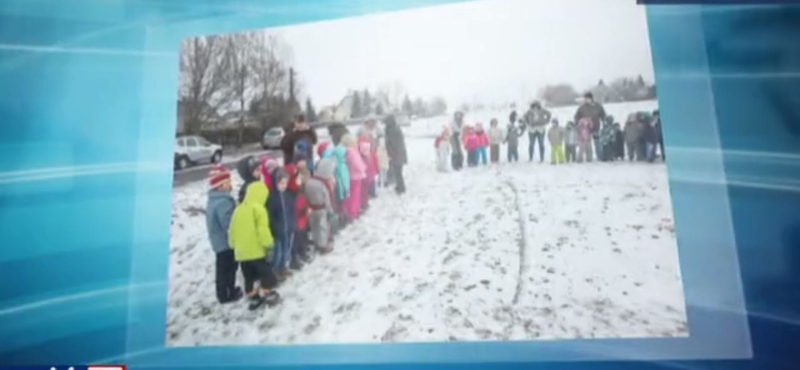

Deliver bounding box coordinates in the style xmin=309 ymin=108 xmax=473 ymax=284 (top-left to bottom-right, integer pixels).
xmin=504 ymin=178 xmax=529 ymax=305
xmin=495 ymin=174 xmax=530 ymax=340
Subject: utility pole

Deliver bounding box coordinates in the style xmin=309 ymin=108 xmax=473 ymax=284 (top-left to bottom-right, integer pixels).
xmin=289 ymin=67 xmax=297 ymax=114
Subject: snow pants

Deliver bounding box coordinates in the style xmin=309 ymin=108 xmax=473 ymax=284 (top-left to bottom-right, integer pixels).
xmin=577 ymin=141 xmax=593 ymax=163
xmin=309 ymin=209 xmax=330 ymax=249
xmin=361 ymin=178 xmax=372 ymax=210
xmin=477 ymin=147 xmax=488 ymax=165
xmin=551 ymin=143 xmax=565 ymax=164
xmin=271 ymin=233 xmax=294 ymax=272
xmin=467 ymin=150 xmax=477 ymax=167
xmin=565 ymin=144 xmax=577 ymax=163
xmin=240 ymin=257 xmax=277 ymax=294
xmin=348 ymin=179 xmax=362 ymax=219
xmin=626 ymin=141 xmax=637 ymax=161
xmin=507 ymin=144 xmax=519 ymax=162
xmin=490 ymin=144 xmax=500 ymax=163
xmin=293 ymin=229 xmax=309 ymax=261
xmin=215 ymin=249 xmax=239 ymax=303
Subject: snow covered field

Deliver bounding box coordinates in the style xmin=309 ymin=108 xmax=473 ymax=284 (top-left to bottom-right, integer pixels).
xmin=166 ymin=100 xmax=688 ymax=346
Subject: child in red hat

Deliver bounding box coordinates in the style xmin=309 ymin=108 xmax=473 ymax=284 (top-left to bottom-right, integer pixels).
xmin=205 ymin=164 xmax=242 ymax=304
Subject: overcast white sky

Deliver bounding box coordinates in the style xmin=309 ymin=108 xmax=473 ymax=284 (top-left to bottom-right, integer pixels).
xmin=263 ymin=0 xmax=655 ymax=108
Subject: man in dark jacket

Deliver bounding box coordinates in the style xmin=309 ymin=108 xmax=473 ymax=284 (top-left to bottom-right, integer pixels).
xmin=573 ymin=92 xmax=606 ymax=160
xmin=384 ymin=115 xmax=408 ymax=194
xmin=281 ymin=114 xmax=318 ymax=171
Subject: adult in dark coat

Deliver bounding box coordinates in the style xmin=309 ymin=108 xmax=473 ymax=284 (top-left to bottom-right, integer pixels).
xmin=384 ymin=115 xmax=408 ymax=194
xmin=640 ymin=119 xmax=658 ymax=163
xmin=573 ymin=92 xmax=606 ymax=160
xmin=652 ymin=110 xmax=665 ymax=161
xmin=280 ymin=114 xmax=318 ymax=170
xmin=449 ymin=111 xmax=465 ymax=171
xmin=327 ymin=122 xmax=349 ymax=146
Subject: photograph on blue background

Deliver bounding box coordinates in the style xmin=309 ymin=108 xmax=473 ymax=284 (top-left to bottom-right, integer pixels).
xmin=164 ymin=0 xmax=689 ymax=347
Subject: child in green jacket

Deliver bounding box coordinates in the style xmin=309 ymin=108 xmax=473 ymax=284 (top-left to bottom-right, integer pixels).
xmin=229 ymin=180 xmax=281 ymax=310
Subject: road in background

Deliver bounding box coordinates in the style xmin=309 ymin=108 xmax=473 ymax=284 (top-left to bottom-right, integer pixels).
xmin=173 ymin=128 xmax=330 ymax=188
xmin=172 ymin=149 xmax=281 ymax=187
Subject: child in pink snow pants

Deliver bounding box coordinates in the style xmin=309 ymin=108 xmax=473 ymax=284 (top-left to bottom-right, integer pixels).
xmin=341 ymin=133 xmax=367 ymax=220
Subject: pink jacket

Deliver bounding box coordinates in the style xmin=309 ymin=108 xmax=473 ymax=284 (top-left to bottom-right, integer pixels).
xmin=577 ymin=118 xmax=594 ymax=143
xmin=359 ymin=140 xmax=376 ymax=183
xmin=475 ymin=131 xmax=490 ymax=148
xmin=464 ymin=133 xmax=480 ymax=151
xmin=345 ymin=147 xmax=367 ymax=181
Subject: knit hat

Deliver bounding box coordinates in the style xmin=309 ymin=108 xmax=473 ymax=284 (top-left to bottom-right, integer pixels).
xmin=272 ymin=167 xmax=289 ymax=186
xmin=208 ymin=164 xmax=231 ymax=189
xmin=262 ymin=153 xmax=279 ymax=172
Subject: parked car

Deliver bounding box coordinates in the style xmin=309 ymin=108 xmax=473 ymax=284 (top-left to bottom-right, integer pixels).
xmin=261 ymin=127 xmax=285 ymax=149
xmin=395 ymin=114 xmax=412 ymax=127
xmin=174 ymin=135 xmax=222 ymax=170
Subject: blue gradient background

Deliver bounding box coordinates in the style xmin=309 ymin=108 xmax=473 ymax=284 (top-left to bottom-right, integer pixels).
xmin=1 ymin=1 xmax=798 ymax=369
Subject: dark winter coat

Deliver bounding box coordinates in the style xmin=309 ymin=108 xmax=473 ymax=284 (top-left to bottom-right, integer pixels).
xmin=281 ymin=127 xmax=318 ymax=163
xmin=236 ymin=155 xmax=259 ymax=204
xmin=624 ymin=120 xmax=642 ymax=143
xmin=522 ymin=108 xmax=552 ymax=131
xmin=327 ymin=123 xmax=350 ymax=145
xmin=653 ymin=117 xmax=663 ymax=143
xmin=574 ymin=102 xmax=606 ymax=134
xmin=641 ymin=122 xmax=658 ymax=144
xmin=599 ymin=123 xmax=616 ymax=147
xmin=505 ymin=124 xmax=522 ymax=146
xmin=614 ymin=125 xmax=625 ymax=158
xmin=385 ymin=118 xmax=408 ymax=165
xmin=267 ymin=182 xmax=297 ymax=241
xmin=206 ymin=189 xmax=236 ymax=254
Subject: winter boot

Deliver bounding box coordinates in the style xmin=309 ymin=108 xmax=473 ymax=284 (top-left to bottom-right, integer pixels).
xmin=247 ymin=294 xmax=266 ymax=311
xmin=221 ymin=287 xmax=244 ymax=304
xmin=290 ymin=258 xmax=303 ymax=271
xmin=263 ymin=290 xmax=281 ymax=307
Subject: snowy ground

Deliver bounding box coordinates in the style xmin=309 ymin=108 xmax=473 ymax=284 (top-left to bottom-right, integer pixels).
xmin=166 ymin=100 xmax=688 ymax=346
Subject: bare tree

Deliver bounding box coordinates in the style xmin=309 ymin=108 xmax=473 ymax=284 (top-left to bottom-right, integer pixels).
xmin=377 ymin=80 xmax=407 ymax=112
xmin=220 ymin=33 xmax=258 ymax=147
xmin=178 ymin=35 xmax=229 ymax=134
xmin=249 ymin=33 xmax=295 ymax=130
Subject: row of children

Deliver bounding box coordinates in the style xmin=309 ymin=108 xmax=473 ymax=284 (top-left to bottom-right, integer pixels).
xmin=433 ymin=109 xmax=664 ymax=171
xmin=204 ymin=128 xmax=389 ymax=311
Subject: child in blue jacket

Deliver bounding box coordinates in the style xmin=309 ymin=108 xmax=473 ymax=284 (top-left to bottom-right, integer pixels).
xmin=267 ymin=167 xmax=297 ymax=281
xmin=205 ymin=164 xmax=242 ymax=304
